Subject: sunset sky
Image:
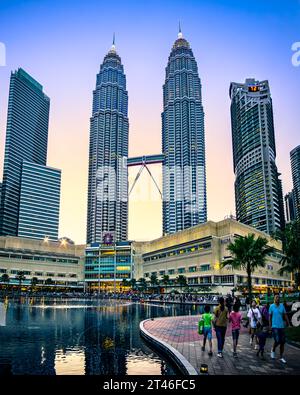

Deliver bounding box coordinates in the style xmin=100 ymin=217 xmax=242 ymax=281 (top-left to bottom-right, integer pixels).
xmin=0 ymin=0 xmax=299 ymax=244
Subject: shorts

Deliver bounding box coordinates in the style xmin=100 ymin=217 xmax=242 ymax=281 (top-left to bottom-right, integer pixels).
xmin=250 ymin=327 xmax=257 ymax=335
xmin=232 ymin=329 xmax=240 ymax=341
xmin=272 ymin=328 xmax=286 ymax=345
xmin=203 ymin=327 xmax=212 ymax=340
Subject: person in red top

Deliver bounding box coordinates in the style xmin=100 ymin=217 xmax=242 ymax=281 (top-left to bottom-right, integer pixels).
xmin=229 ymin=304 xmax=243 ymax=357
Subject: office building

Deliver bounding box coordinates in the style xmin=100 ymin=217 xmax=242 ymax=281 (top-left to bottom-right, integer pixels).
xmin=162 ymin=28 xmax=207 ymax=235
xmin=290 ymin=145 xmax=300 ymax=220
xmin=230 ymin=79 xmax=285 ymax=234
xmin=17 ymin=161 xmax=61 ymax=240
xmin=87 ymin=40 xmax=128 ymax=244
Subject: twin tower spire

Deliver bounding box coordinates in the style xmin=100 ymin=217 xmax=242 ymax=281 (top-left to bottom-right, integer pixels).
xmin=86 ymin=27 xmax=206 ymax=244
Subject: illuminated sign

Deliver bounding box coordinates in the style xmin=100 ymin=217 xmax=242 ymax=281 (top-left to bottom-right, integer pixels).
xmin=103 ymin=233 xmax=113 ymax=245
xmin=248 ymin=86 xmax=260 ymax=92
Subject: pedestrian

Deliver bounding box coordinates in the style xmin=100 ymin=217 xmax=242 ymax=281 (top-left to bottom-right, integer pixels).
xmin=229 ymin=303 xmax=242 ymax=357
xmin=201 ymin=305 xmax=213 ymax=356
xmin=245 ymin=295 xmax=250 ymax=311
xmin=213 ymin=297 xmax=228 ymax=358
xmin=247 ymin=300 xmax=261 ymax=349
xmin=256 ymin=302 xmax=270 ymax=359
xmin=269 ymin=294 xmax=290 ymax=363
xmin=225 ymin=294 xmax=233 ymax=313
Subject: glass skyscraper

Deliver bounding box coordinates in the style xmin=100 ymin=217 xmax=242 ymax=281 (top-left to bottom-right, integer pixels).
xmin=290 ymin=145 xmax=300 ymax=220
xmin=0 ymin=68 xmax=61 ymax=240
xmin=18 ymin=161 xmax=61 ymax=240
xmin=230 ymin=79 xmax=285 ymax=234
xmin=86 ymin=41 xmax=128 ymax=244
xmin=0 ymin=68 xmax=50 ymax=236
xmin=162 ymin=30 xmax=207 ymax=235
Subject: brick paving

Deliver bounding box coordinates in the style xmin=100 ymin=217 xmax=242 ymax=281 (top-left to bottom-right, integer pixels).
xmin=143 ymin=315 xmax=300 ymax=375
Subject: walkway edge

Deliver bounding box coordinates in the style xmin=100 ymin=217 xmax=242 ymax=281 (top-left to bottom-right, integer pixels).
xmin=140 ymin=319 xmax=198 ymax=375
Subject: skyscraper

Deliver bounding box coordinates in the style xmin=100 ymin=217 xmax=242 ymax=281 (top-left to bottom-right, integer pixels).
xmin=230 ymin=78 xmax=285 ymax=234
xmin=284 ymin=191 xmax=296 ymax=223
xmin=290 ymin=145 xmax=300 ymax=220
xmin=86 ymin=40 xmax=128 ymax=244
xmin=0 ymin=68 xmax=50 ymax=236
xmin=18 ymin=161 xmax=61 ymax=240
xmin=162 ymin=29 xmax=207 ymax=235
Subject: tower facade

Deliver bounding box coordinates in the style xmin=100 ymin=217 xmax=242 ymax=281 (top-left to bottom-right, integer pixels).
xmin=230 ymin=79 xmax=285 ymax=234
xmin=290 ymin=145 xmax=300 ymax=220
xmin=162 ymin=30 xmax=207 ymax=235
xmin=87 ymin=42 xmax=128 ymax=244
xmin=0 ymin=68 xmax=50 ymax=236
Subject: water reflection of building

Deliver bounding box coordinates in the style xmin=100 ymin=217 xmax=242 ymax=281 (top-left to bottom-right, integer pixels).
xmin=0 ymin=236 xmax=85 ymax=291
xmin=0 ymin=304 xmax=85 ymax=374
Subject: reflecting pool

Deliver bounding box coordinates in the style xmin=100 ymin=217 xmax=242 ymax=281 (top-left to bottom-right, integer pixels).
xmin=0 ymin=299 xmax=202 ymax=375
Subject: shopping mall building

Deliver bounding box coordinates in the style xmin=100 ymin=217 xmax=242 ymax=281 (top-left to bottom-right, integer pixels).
xmin=0 ymin=236 xmax=85 ymax=291
xmin=133 ymin=218 xmax=292 ymax=294
xmin=0 ymin=219 xmax=292 ymax=294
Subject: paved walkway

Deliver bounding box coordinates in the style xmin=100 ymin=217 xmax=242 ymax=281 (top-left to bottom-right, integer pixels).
xmin=141 ymin=315 xmax=300 ymax=375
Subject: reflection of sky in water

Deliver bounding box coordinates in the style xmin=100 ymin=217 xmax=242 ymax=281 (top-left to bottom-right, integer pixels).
xmin=0 ymin=299 xmax=201 ymax=375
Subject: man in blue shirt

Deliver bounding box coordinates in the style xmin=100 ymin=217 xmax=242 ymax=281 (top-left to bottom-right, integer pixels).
xmin=269 ymin=294 xmax=290 ymax=363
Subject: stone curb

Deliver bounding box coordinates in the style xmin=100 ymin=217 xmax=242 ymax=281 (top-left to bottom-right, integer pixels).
xmin=139 ymin=318 xmax=199 ymax=376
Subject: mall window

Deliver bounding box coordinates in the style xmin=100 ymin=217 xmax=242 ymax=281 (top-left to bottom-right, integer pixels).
xmin=200 ymin=264 xmax=210 ymax=272
xmin=189 ymin=266 xmax=197 ymax=273
xmin=168 ymin=269 xmax=175 ymax=275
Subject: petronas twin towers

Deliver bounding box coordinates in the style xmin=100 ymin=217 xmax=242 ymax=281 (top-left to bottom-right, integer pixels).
xmin=86 ymin=30 xmax=207 ymax=244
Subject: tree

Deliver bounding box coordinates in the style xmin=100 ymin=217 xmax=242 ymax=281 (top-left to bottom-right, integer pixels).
xmin=30 ymin=277 xmax=38 ymax=291
xmin=16 ymin=271 xmax=26 ymax=291
xmin=176 ymin=275 xmax=188 ymax=292
xmin=150 ymin=273 xmax=159 ymax=290
xmin=129 ymin=278 xmax=137 ymax=290
xmin=137 ymin=277 xmax=147 ymax=292
xmin=221 ymin=233 xmax=274 ymax=300
xmin=122 ymin=279 xmax=130 ymax=288
xmin=45 ymin=278 xmax=54 ymax=289
xmin=1 ymin=273 xmax=10 ymax=293
xmin=274 ymin=220 xmax=300 ymax=289
xmin=161 ymin=274 xmax=170 ymax=290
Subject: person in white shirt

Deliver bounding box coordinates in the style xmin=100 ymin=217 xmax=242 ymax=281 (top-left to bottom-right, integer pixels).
xmin=247 ymin=300 xmax=262 ymax=350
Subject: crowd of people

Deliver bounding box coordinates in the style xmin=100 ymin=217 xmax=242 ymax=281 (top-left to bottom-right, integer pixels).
xmin=198 ymin=294 xmax=291 ymax=363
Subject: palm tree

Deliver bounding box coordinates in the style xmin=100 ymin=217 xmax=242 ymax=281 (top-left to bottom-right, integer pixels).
xmin=274 ymin=220 xmax=300 ymax=289
xmin=1 ymin=273 xmax=10 ymax=294
xmin=161 ymin=274 xmax=170 ymax=291
xmin=16 ymin=271 xmax=26 ymax=292
xmin=137 ymin=277 xmax=147 ymax=292
xmin=176 ymin=275 xmax=188 ymax=292
xmin=150 ymin=273 xmax=159 ymax=292
xmin=222 ymin=233 xmax=274 ymax=300
xmin=45 ymin=278 xmax=54 ymax=290
xmin=30 ymin=277 xmax=38 ymax=292
xmin=129 ymin=278 xmax=137 ymax=290
xmin=122 ymin=278 xmax=130 ymax=288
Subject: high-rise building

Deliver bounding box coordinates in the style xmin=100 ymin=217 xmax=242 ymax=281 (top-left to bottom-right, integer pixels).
xmin=86 ymin=40 xmax=128 ymax=244
xmin=290 ymin=145 xmax=300 ymax=220
xmin=0 ymin=68 xmax=61 ymax=240
xmin=230 ymin=79 xmax=285 ymax=234
xmin=284 ymin=191 xmax=296 ymax=224
xmin=18 ymin=161 xmax=61 ymax=240
xmin=162 ymin=29 xmax=207 ymax=235
xmin=0 ymin=68 xmax=49 ymax=236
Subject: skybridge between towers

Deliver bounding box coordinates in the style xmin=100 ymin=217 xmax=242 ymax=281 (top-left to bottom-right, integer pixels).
xmin=127 ymin=154 xmax=164 ymax=198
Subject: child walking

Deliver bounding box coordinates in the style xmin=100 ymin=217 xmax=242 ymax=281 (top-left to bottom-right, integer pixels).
xmin=229 ymin=304 xmax=242 ymax=357
xmin=201 ymin=305 xmax=213 ymax=356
